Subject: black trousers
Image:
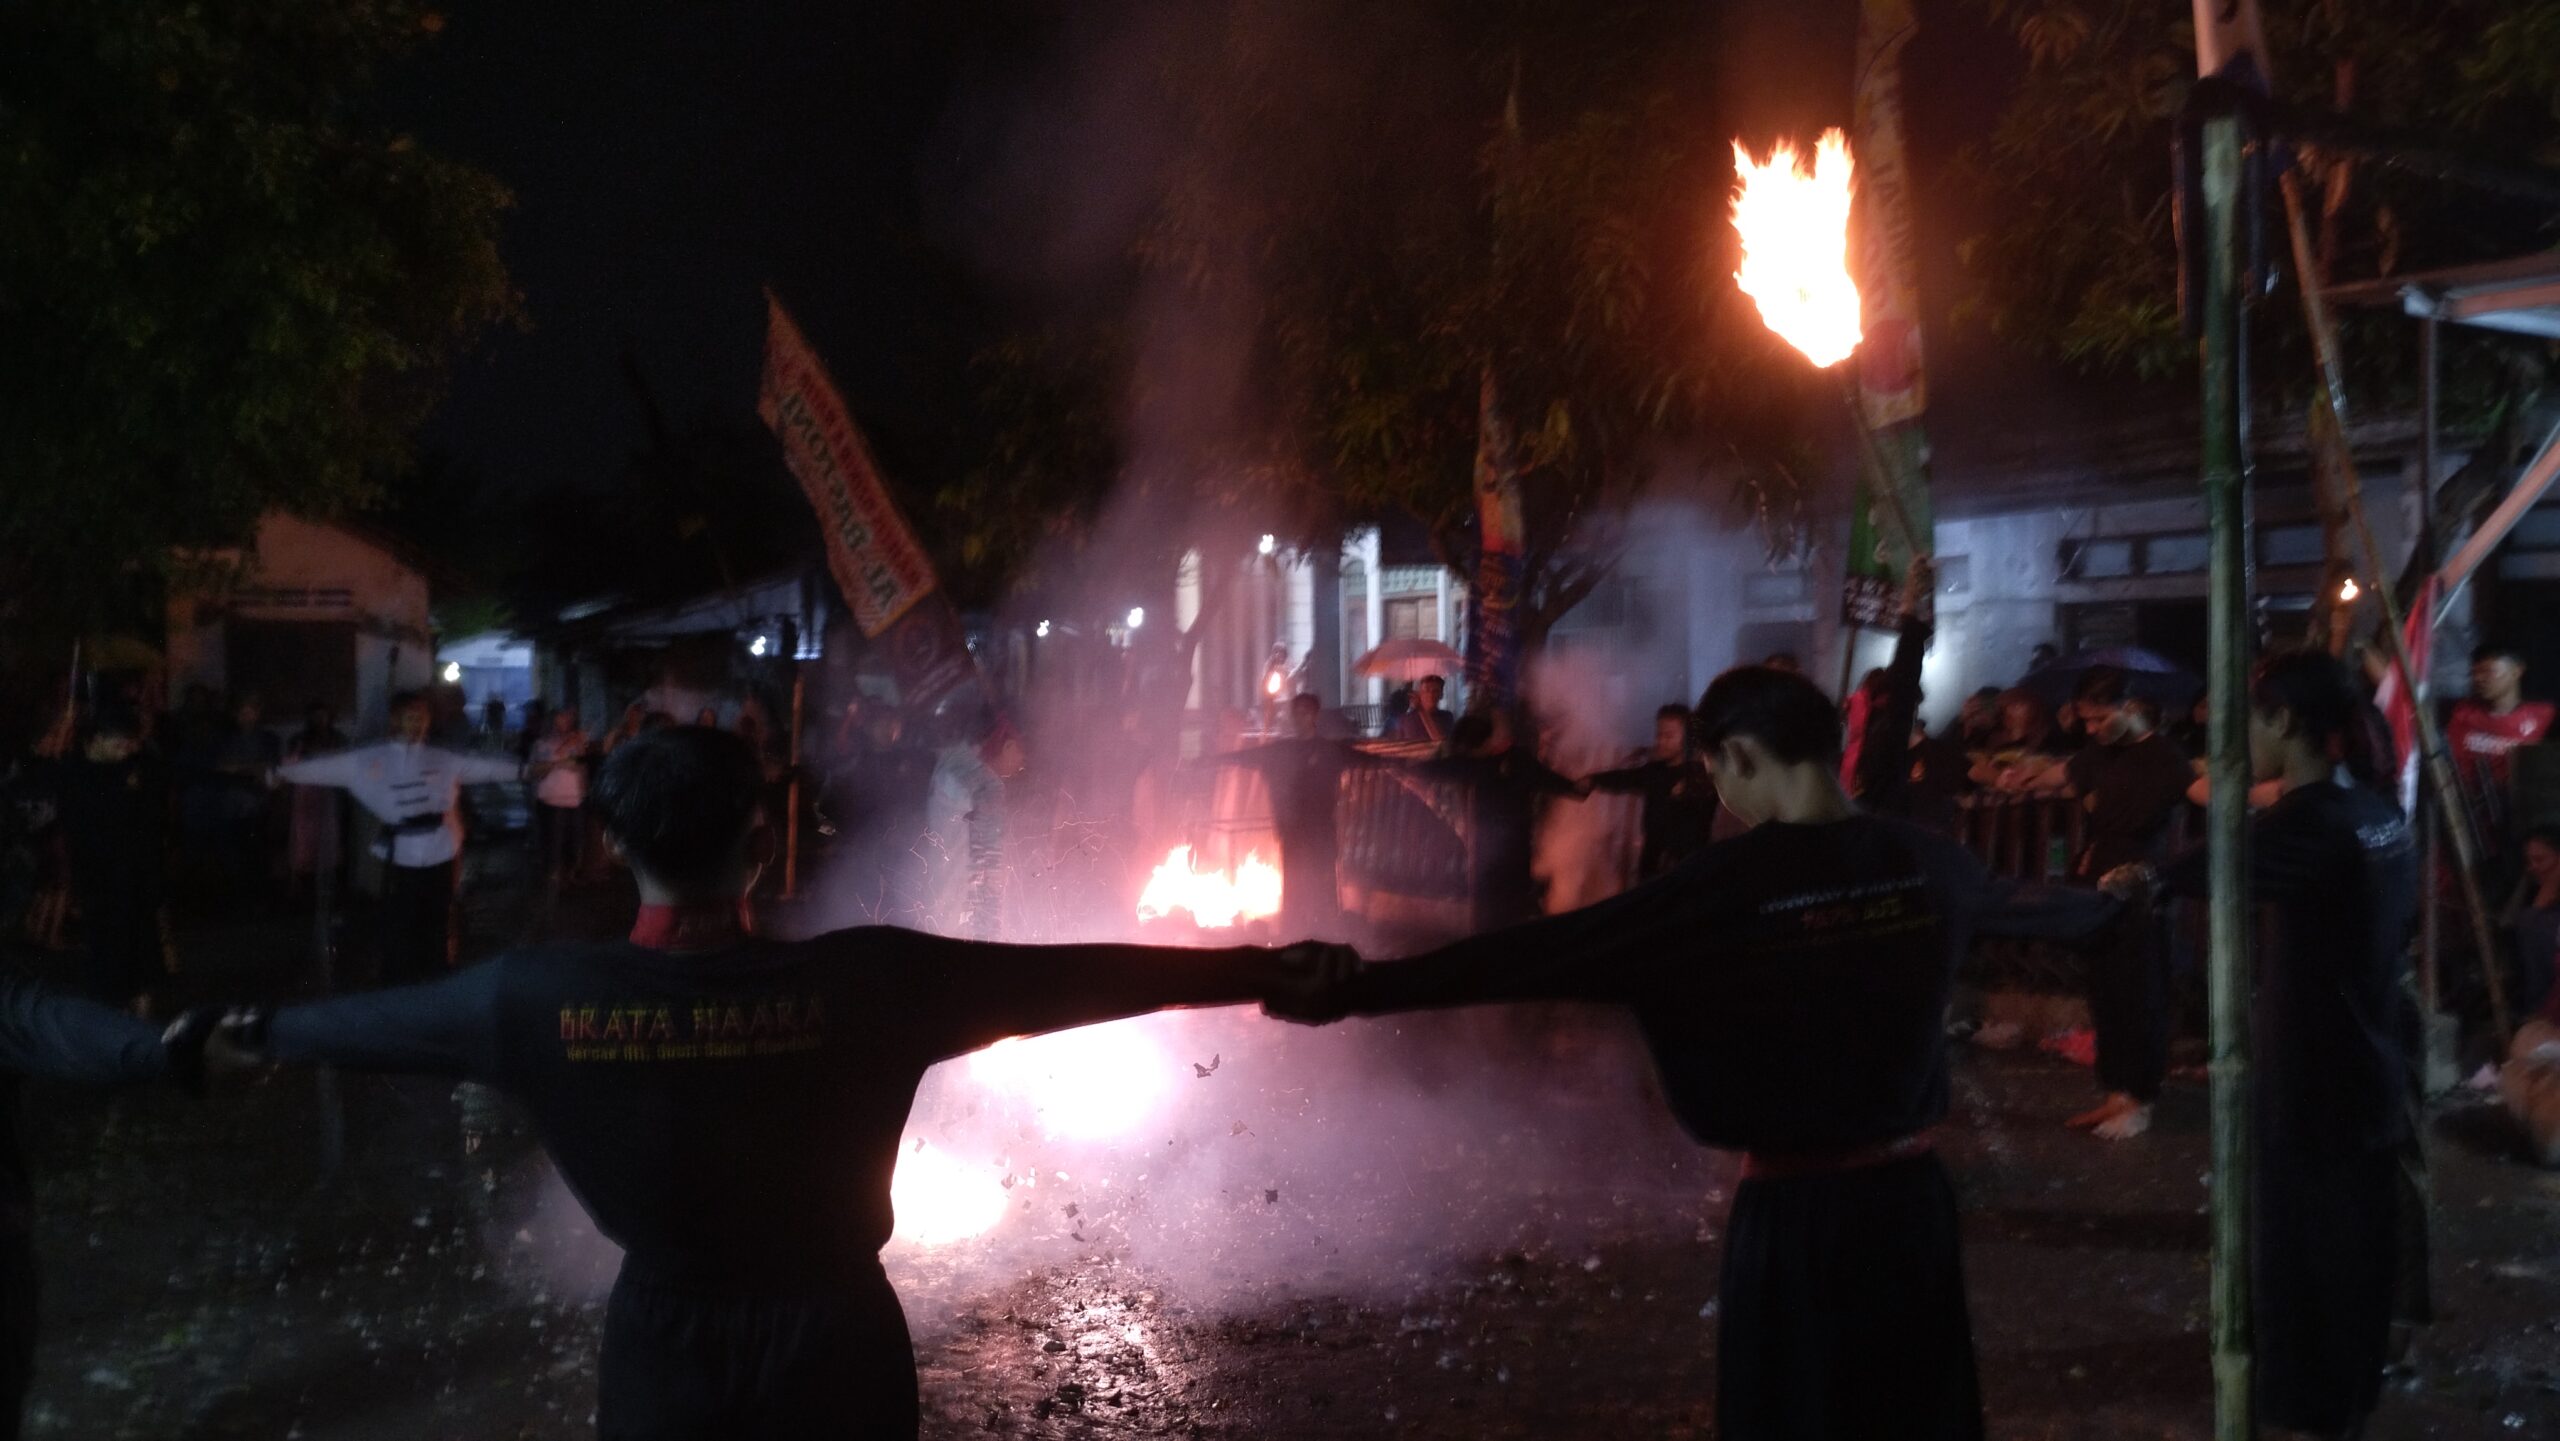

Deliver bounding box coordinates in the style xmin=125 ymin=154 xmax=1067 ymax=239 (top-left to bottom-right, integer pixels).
xmin=1718 ymin=1154 xmax=1983 ymax=1441
xmin=0 ymin=1229 xmax=36 ymax=1441
xmin=2087 ymin=906 xmax=2169 ymax=1103
xmin=377 ymin=859 xmax=455 ymax=986
xmin=535 ymin=803 xmax=584 ymax=879
xmin=2257 ymin=1145 xmax=2398 ymax=1433
xmin=76 ymin=886 xmax=159 ymax=1006
xmin=599 ymin=1266 xmax=920 ymax=1441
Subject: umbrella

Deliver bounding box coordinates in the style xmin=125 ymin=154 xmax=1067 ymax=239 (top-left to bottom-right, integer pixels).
xmin=2017 ymin=647 xmax=2202 ymax=713
xmin=1352 ymin=638 xmax=1465 ymax=684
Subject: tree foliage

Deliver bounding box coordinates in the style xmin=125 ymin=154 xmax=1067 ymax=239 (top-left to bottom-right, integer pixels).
xmin=1961 ymin=0 xmax=2560 ymax=399
xmin=0 ymin=0 xmax=517 ymax=638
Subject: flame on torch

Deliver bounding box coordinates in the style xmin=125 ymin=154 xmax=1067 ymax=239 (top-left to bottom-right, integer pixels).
xmin=1730 ymin=129 xmax=1862 ymax=369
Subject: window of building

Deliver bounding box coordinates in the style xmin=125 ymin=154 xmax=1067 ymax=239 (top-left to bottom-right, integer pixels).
xmin=1385 ymin=596 xmax=1434 ymax=641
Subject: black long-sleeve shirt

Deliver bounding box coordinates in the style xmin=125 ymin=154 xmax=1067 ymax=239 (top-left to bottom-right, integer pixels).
xmin=1584 ymin=756 xmax=1717 ymax=880
xmin=1345 ymin=815 xmax=2118 ymax=1155
xmin=1851 ymin=615 xmax=1932 ymax=814
xmin=0 ymin=977 xmax=169 ymax=1229
xmin=2157 ymin=779 xmax=2418 ymax=1154
xmin=262 ymin=930 xmax=1273 ymax=1291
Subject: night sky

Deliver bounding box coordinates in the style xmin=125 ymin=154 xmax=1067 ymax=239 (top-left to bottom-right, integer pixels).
xmin=395 ymin=1 xmax=2021 ymax=516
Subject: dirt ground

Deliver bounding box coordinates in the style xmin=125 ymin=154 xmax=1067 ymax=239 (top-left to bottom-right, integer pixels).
xmin=12 ymin=844 xmax=2560 ymax=1440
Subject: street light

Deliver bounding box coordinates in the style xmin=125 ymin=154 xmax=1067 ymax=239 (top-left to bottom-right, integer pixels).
xmin=1126 ymin=606 xmax=1146 ymax=631
xmin=1035 ymin=619 xmax=1051 ymax=638
xmin=440 ymin=661 xmax=461 ymax=684
xmin=1258 ymin=533 xmax=1277 ymax=556
xmin=749 ymin=635 xmax=770 ymax=657
xmin=2338 ymin=577 xmax=2360 ymax=603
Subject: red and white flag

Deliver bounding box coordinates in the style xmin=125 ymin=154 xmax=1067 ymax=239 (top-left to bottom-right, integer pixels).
xmin=2372 ymin=576 xmax=2437 ymax=815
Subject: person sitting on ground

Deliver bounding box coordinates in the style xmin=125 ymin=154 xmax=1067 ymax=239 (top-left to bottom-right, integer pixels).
xmin=214 ymin=725 xmax=1349 ymax=1440
xmin=2500 ymin=981 xmax=2560 ymax=1169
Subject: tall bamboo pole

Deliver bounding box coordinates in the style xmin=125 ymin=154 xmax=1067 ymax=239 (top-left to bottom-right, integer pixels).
xmin=2277 ymin=171 xmax=2512 ymax=1044
xmin=2197 ymin=110 xmax=2258 ymax=1441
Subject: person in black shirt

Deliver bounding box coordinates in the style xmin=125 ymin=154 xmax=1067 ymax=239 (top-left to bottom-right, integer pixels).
xmin=2107 ymin=651 xmax=2419 ymax=1440
xmin=1585 ymin=704 xmax=1717 ymax=882
xmin=1294 ymin=665 xmax=2121 ymax=1441
xmin=1217 ymin=693 xmax=1378 ymax=934
xmin=24 ymin=708 xmax=168 ymax=1011
xmin=220 ymin=726 xmax=1349 ymax=1440
xmin=1424 ymin=709 xmax=1588 ymax=930
xmin=2030 ymin=673 xmax=2196 ymax=1140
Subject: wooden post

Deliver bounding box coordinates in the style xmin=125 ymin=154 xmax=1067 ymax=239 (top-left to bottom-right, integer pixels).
xmin=783 ymin=666 xmax=806 ymax=901
xmin=2196 ymin=107 xmax=2258 ymax=1441
xmin=2279 ymin=170 xmax=2513 ymax=1044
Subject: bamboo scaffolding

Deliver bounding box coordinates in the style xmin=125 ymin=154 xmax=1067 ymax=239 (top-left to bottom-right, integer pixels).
xmin=2277 ymin=170 xmax=2513 ymax=1045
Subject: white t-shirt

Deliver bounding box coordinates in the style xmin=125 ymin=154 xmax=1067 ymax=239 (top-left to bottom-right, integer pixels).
xmin=277 ymin=741 xmax=521 ymax=868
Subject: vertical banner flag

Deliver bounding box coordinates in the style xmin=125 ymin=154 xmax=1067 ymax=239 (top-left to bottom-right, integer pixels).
xmin=1463 ymin=365 xmax=1526 ymax=709
xmin=2374 ymin=576 xmax=2438 ymax=816
xmin=757 ymin=290 xmax=978 ymax=713
xmin=1840 ymin=0 xmax=1937 ymax=629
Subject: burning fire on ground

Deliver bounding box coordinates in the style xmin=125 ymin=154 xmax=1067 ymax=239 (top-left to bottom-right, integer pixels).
xmin=1135 ymin=845 xmax=1282 ymax=930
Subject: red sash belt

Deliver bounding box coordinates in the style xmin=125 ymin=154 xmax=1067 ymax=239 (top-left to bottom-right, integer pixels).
xmin=1739 ymin=1130 xmax=1935 ymax=1182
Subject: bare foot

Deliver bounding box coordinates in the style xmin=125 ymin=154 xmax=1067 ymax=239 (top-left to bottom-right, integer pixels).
xmin=2067 ymin=1094 xmax=2135 ymax=1129
xmin=2093 ymin=1103 xmax=2154 ymax=1141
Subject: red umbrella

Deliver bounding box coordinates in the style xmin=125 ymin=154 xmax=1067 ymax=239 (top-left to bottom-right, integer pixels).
xmin=1352 ymin=638 xmax=1464 ymax=684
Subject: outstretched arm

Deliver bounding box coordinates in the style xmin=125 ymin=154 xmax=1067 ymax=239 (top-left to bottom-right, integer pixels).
xmin=890 ymin=932 xmax=1345 ymax=1060
xmin=256 ymin=966 xmax=504 ymax=1080
xmin=0 ymin=977 xmax=166 ymax=1085
xmin=1339 ymin=876 xmax=1683 ymax=1015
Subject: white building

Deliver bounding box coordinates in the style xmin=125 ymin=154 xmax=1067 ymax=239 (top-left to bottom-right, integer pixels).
xmin=167 ymin=512 xmax=436 ymax=734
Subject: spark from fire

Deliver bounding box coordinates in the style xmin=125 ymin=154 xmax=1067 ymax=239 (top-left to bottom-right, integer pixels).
xmin=968 ymin=1023 xmax=1174 ymax=1140
xmin=1135 ymin=845 xmax=1282 ymax=930
xmin=889 ymin=1140 xmax=1010 ymax=1247
xmin=1730 ymin=129 xmax=1862 ymax=369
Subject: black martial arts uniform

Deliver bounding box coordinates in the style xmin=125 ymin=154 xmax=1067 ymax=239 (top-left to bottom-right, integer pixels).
xmin=1849 ymin=614 xmax=1931 ymax=818
xmin=1422 ymin=749 xmax=1584 ymax=931
xmin=0 ymin=977 xmax=172 ymax=1439
xmin=1221 ymin=740 xmax=1374 ymax=933
xmin=1345 ymin=814 xmax=2119 ymax=1441
xmin=1584 ymin=756 xmax=1716 ymax=881
xmin=253 ymin=913 xmax=1278 ymax=1440
xmin=2066 ymin=732 xmax=2194 ymax=1107
xmin=27 ymin=754 xmax=169 ymax=1006
xmin=2157 ymin=778 xmax=2418 ymax=1434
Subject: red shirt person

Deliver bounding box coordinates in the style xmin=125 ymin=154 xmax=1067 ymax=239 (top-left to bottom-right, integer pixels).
xmin=2445 ymin=642 xmax=2554 ymax=858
